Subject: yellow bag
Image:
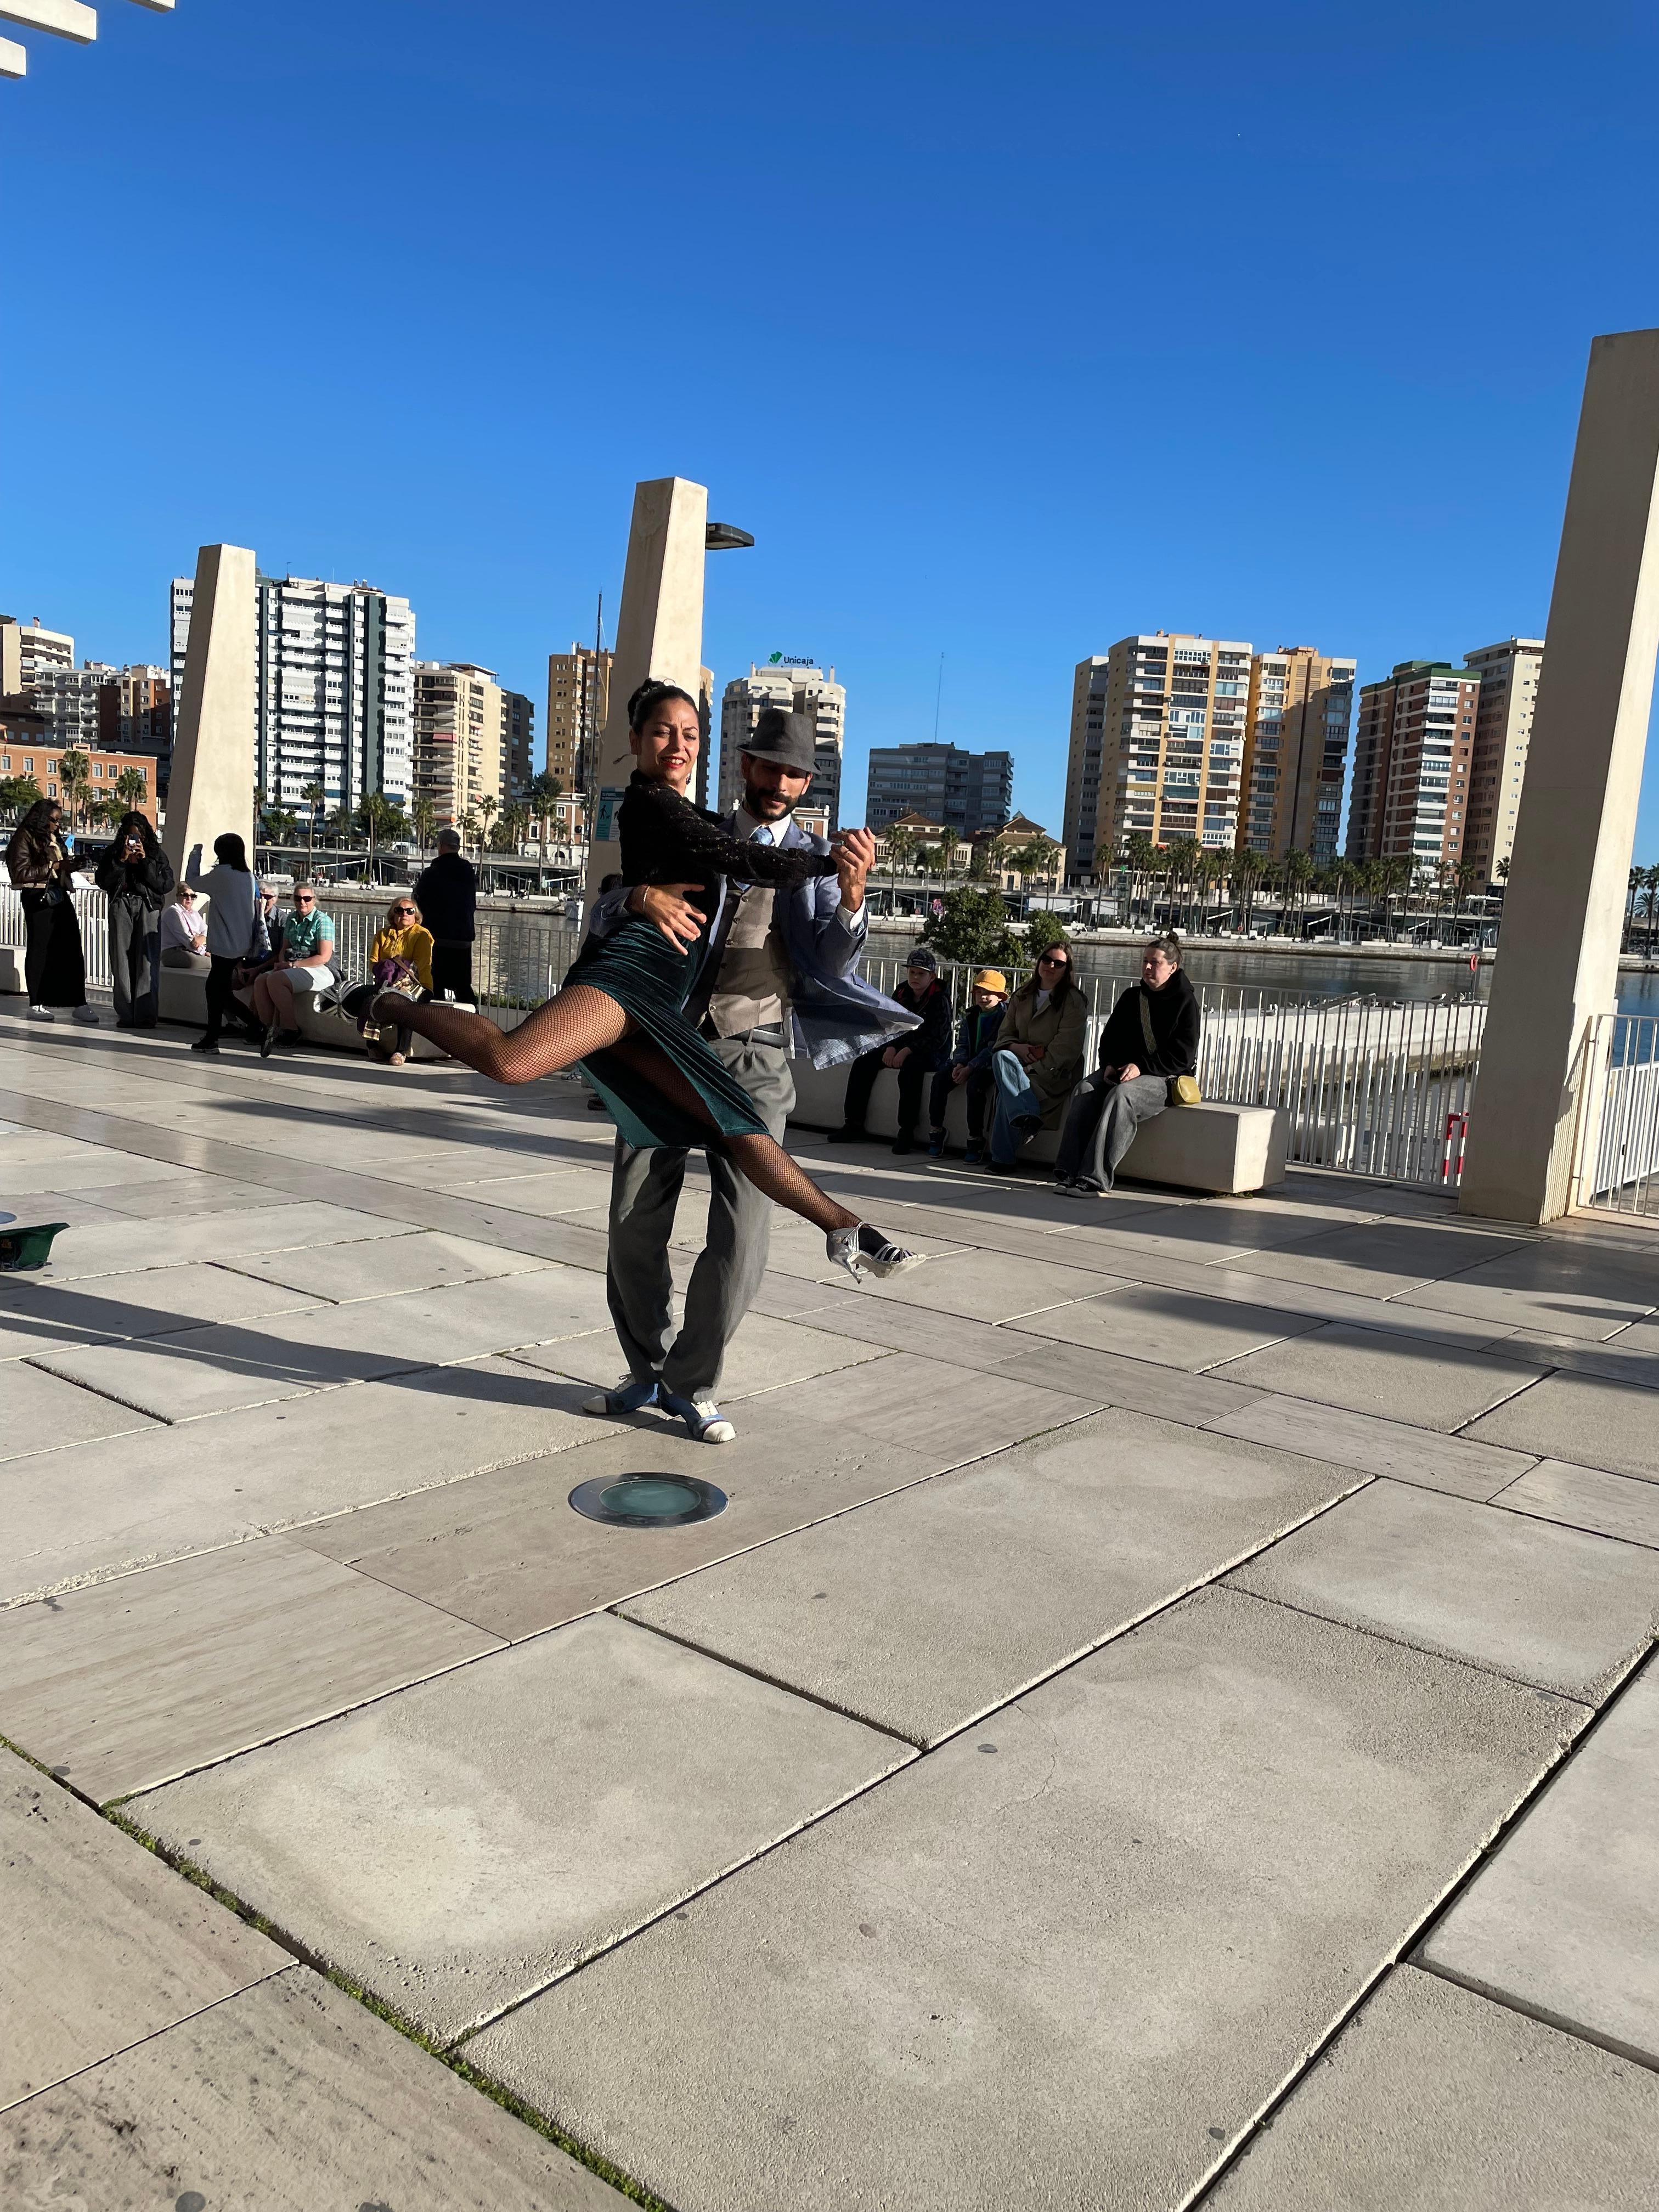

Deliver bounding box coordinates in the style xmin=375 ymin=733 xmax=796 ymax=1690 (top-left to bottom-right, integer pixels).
xmin=1137 ymin=989 xmax=1201 ymax=1106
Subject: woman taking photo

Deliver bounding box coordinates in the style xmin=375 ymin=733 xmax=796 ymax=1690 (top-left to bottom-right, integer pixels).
xmin=345 ymin=679 xmax=921 ymax=1282
xmin=4 ymin=799 xmax=98 ymax=1025
xmin=94 ymin=810 xmax=174 ymax=1029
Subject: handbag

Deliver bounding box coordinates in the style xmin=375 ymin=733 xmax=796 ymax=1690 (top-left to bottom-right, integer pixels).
xmin=1137 ymin=989 xmax=1201 ymax=1107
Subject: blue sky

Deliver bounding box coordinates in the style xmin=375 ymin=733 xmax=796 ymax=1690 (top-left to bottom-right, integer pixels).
xmin=5 ymin=1 xmax=1659 ymax=853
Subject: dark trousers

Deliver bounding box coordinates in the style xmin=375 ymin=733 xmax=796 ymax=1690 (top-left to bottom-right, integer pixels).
xmin=929 ymin=1063 xmax=992 ymax=1142
xmin=431 ymin=941 xmax=474 ymax=1001
xmin=841 ymin=1044 xmax=938 ymax=1137
xmin=109 ymin=901 xmax=161 ymax=1026
xmin=21 ymin=890 xmax=86 ymax=1008
xmin=204 ymin=955 xmax=257 ymax=1042
xmin=1054 ymin=1073 xmax=1169 ymax=1189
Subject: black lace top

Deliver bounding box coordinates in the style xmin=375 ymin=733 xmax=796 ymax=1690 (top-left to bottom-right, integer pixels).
xmin=617 ymin=772 xmax=837 ymax=906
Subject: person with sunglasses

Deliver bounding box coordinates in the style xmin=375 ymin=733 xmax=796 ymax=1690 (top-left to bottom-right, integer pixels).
xmin=363 ymin=895 xmax=435 ymax=1065
xmin=984 ymin=936 xmax=1087 ymax=1173
xmin=249 ymin=882 xmax=336 ymax=1057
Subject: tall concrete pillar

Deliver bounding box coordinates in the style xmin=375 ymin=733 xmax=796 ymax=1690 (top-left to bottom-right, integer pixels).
xmin=1460 ymin=330 xmax=1659 ymax=1224
xmin=163 ymin=543 xmax=257 ymax=882
xmin=584 ymin=477 xmax=708 ymax=898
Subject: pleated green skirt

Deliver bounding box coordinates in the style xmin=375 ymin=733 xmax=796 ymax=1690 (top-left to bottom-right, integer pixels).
xmin=563 ymin=915 xmax=769 ymax=1150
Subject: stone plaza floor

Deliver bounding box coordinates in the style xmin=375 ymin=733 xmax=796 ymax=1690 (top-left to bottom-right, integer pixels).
xmin=0 ymin=998 xmax=1656 ymax=2209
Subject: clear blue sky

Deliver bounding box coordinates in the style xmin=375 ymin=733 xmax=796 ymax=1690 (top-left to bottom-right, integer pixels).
xmin=6 ymin=1 xmax=1659 ymax=853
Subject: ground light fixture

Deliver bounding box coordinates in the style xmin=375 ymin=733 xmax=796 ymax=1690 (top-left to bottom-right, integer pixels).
xmin=568 ymin=1473 xmax=729 ymax=1526
xmin=704 ymin=522 xmax=755 ymax=550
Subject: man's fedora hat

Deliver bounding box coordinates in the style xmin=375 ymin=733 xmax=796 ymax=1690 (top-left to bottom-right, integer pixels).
xmin=742 ymin=707 xmax=817 ymax=775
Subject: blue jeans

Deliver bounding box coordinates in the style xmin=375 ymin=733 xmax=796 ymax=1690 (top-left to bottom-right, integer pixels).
xmin=989 ymin=1048 xmax=1044 ymax=1163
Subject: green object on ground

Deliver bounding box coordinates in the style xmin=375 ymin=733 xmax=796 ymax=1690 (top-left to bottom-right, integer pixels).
xmin=0 ymin=1222 xmax=70 ymax=1272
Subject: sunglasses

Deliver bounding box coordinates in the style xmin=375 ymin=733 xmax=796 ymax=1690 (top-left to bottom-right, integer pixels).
xmin=1038 ymin=952 xmax=1068 ymax=967
xmin=392 ymin=906 xmax=415 ymax=917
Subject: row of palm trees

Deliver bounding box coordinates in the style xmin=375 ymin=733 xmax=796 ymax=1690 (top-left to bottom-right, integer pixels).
xmin=878 ymin=825 xmax=1064 ymax=904
xmin=259 ymin=770 xmax=573 ymax=871
xmin=1624 ymin=865 xmax=1659 ymax=956
xmin=1114 ymin=833 xmax=1506 ymax=943
xmin=0 ymin=749 xmax=153 ymax=832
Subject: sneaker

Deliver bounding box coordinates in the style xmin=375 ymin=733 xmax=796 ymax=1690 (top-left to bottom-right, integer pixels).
xmin=580 ymin=1375 xmax=660 ymax=1418
xmin=190 ymin=1035 xmax=219 ymax=1054
xmin=661 ymin=1390 xmax=736 ymax=1445
xmin=827 ymin=1223 xmax=926 ymax=1284
xmin=26 ymin=1004 xmax=54 ymax=1022
xmin=826 ymin=1125 xmax=868 ymax=1144
xmin=1013 ymin=1111 xmax=1042 ymax=1144
xmin=70 ymin=1004 xmax=99 ymax=1026
xmin=258 ymin=1020 xmax=280 ymax=1059
xmin=1050 ymin=1175 xmax=1075 ymax=1193
xmin=963 ymin=1141 xmax=985 ymax=1166
xmin=927 ymin=1133 xmax=946 ymax=1158
xmin=891 ymin=1132 xmax=915 ymax=1155
xmin=982 ymin=1159 xmax=1015 ymax=1176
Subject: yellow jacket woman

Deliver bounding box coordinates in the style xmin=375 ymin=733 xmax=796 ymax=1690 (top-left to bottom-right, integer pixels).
xmin=370 ymin=900 xmax=435 ymax=990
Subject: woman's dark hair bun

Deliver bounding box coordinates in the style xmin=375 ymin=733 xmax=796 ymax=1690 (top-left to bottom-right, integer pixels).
xmin=627 ymin=676 xmax=698 ymax=733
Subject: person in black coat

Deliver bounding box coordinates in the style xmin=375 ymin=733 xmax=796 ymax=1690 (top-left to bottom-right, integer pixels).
xmin=1054 ymin=933 xmax=1200 ymax=1194
xmin=94 ymin=811 xmax=175 ymax=1029
xmin=831 ymin=943 xmax=956 ymax=1153
xmin=411 ymin=828 xmax=478 ymax=1001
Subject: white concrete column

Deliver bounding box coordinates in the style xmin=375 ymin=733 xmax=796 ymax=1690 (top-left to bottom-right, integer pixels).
xmin=163 ymin=543 xmax=257 ymax=884
xmin=1460 ymin=329 xmax=1659 ymax=1224
xmin=583 ymin=477 xmax=708 ymax=898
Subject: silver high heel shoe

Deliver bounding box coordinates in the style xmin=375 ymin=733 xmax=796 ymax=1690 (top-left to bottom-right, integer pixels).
xmin=827 ymin=1224 xmax=924 ymax=1284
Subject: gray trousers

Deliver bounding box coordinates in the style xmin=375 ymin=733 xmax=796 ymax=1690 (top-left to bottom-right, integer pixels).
xmin=109 ymin=901 xmax=161 ymax=1026
xmin=606 ymin=1031 xmax=795 ymax=1400
xmin=1054 ymin=1073 xmax=1167 ymax=1189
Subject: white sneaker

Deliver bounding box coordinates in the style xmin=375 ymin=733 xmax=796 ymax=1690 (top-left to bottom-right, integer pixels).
xmin=70 ymin=1005 xmax=100 ymax=1025
xmin=26 ymin=1004 xmax=55 ymax=1022
xmin=661 ymin=1392 xmax=737 ymax=1445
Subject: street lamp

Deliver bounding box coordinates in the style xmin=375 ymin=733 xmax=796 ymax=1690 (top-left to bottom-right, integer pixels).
xmin=705 ymin=523 xmax=754 ymax=551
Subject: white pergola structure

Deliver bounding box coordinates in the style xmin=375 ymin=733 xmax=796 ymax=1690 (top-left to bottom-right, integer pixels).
xmin=0 ymin=0 xmax=173 ymax=82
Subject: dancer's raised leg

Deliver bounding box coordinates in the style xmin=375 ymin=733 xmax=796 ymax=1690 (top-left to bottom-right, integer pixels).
xmin=372 ymin=984 xmax=629 ymax=1084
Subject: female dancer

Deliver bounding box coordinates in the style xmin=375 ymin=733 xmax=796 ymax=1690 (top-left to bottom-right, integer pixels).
xmin=346 ymin=679 xmax=922 ymax=1283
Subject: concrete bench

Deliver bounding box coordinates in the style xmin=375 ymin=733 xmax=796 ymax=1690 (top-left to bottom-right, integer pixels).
xmin=153 ymin=966 xmax=456 ymax=1059
xmin=787 ymin=1057 xmax=1286 ymax=1196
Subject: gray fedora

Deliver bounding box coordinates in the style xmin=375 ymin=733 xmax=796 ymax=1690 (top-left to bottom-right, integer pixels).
xmin=742 ymin=707 xmax=817 ymax=775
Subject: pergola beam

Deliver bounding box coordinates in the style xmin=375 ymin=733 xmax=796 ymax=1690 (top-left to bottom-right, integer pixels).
xmin=0 ymin=1 xmax=97 ymax=43
xmin=0 ymin=33 xmax=25 ymax=71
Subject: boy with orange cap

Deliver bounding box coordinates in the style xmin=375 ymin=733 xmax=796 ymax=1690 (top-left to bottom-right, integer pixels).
xmin=928 ymin=968 xmax=1009 ymax=1163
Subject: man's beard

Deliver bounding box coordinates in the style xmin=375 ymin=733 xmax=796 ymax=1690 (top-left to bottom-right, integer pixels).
xmin=742 ymin=783 xmax=796 ymax=822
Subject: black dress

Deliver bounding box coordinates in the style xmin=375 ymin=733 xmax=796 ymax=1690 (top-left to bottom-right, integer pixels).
xmin=562 ymin=772 xmax=837 ymax=1149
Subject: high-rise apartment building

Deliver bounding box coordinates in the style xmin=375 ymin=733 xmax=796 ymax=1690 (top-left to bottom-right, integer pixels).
xmin=1345 ymin=661 xmax=1481 ymax=868
xmin=1461 ymin=638 xmax=1543 ymax=888
xmin=1 ymin=616 xmax=75 ymax=696
xmin=1064 ymin=634 xmax=1251 ymax=872
xmin=546 ymin=644 xmax=613 ymax=796
xmin=718 ymin=663 xmax=845 ymax=828
xmin=97 ymin=667 xmax=172 ymax=782
xmin=865 ymin=742 xmax=1014 ymax=837
xmin=24 ymin=660 xmax=120 ymax=751
xmin=412 ymin=663 xmax=534 ymax=828
xmin=171 ymin=573 xmax=416 ymax=810
xmin=1238 ymin=647 xmax=1356 ymax=859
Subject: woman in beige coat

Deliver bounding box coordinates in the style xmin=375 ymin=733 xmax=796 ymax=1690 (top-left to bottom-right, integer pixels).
xmin=984 ymin=939 xmax=1087 ymax=1171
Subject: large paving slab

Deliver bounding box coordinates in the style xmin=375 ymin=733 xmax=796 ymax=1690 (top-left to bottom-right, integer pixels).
xmin=511 ymin=1302 xmax=887 ymax=1401
xmin=1393 ymin=1239 xmax=1659 ymax=1341
xmin=0 ymin=1261 xmax=328 ymax=1364
xmin=1 ymin=1967 xmax=619 ymax=2207
xmin=1419 ymin=1656 xmax=1659 ymax=2066
xmin=849 ymin=1244 xmax=1135 ymax=1323
xmin=1464 ymin=1368 xmax=1659 ymax=1482
xmin=0 ymin=1748 xmax=287 ymax=2108
xmin=1228 ymin=1479 xmax=1659 ymax=1703
xmin=24 ymin=1199 xmax=419 ymax=1281
xmin=1214 ymin=1218 xmax=1528 ymax=1299
xmin=219 ymin=1227 xmax=554 ymax=1302
xmin=132 ymin=1614 xmax=912 ymax=2042
xmin=467 ymin=1585 xmax=1580 ymax=2212
xmin=0 ymin=1361 xmax=161 ymax=1465
xmin=0 ymin=1355 xmax=596 ymax=1605
xmin=1212 ymin=1321 xmax=1547 ymax=1432
xmin=296 ymin=1358 xmax=1091 ymax=1640
xmin=1207 ymin=1964 xmax=1659 ymax=2210
xmin=1496 ymin=1457 xmax=1659 ymax=1549
xmin=1203 ymin=1392 xmax=1537 ymax=1501
xmin=623 ymin=1408 xmax=1363 ymax=1742
xmin=1008 ymin=1280 xmax=1321 ymax=1369
xmin=0 ymin=1538 xmax=502 ymax=1804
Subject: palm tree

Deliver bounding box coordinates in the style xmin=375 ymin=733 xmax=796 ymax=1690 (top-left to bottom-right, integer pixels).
xmin=301 ymin=782 xmax=326 ymax=867
xmin=1282 ymin=849 xmax=1315 ymax=936
xmin=883 ymin=826 xmax=917 ymax=906
xmin=113 ymin=765 xmax=150 ymax=815
xmin=938 ymin=826 xmax=961 ymax=888
xmin=476 ymin=793 xmax=500 ymax=861
xmin=56 ymin=749 xmax=91 ymax=828
xmin=1641 ymin=864 xmax=1659 ymax=959
xmin=526 ymin=770 xmax=562 ymax=853
xmin=409 ymin=795 xmax=438 ymax=858
xmin=1122 ymin=832 xmax=1155 ymax=927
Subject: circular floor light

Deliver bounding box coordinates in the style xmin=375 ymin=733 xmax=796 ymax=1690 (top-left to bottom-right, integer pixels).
xmin=568 ymin=1473 xmax=728 ymax=1527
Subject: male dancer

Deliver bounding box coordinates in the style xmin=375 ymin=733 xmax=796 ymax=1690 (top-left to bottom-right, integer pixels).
xmin=582 ymin=707 xmax=911 ymax=1442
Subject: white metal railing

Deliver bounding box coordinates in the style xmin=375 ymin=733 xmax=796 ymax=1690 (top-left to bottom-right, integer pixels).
xmin=2 ymin=886 xmax=1486 ymax=1189
xmin=1576 ymin=1013 xmax=1659 ymax=1215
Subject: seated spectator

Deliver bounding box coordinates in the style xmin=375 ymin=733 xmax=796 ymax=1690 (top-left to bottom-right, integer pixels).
xmin=160 ymin=884 xmax=210 ymax=971
xmin=1054 ymin=933 xmax=1199 ymax=1195
xmin=985 ymin=938 xmax=1087 ymax=1173
xmin=249 ymin=882 xmax=335 ymax=1057
xmin=363 ymin=894 xmax=434 ymax=1066
xmin=928 ymin=968 xmax=1008 ymax=1163
xmin=830 ymin=943 xmax=953 ymax=1154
